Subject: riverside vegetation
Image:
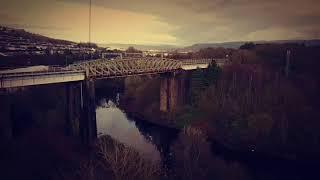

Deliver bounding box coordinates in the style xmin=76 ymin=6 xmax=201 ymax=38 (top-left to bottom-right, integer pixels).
xmin=123 ymin=42 xmax=320 ymax=160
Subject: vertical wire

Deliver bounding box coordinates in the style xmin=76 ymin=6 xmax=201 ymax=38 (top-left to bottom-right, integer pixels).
xmin=89 ymin=0 xmax=92 ymax=46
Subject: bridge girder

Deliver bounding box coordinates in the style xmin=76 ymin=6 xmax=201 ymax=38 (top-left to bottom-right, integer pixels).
xmin=68 ymin=58 xmax=219 ymax=78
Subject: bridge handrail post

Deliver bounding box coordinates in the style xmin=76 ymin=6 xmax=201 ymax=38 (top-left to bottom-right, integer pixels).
xmin=85 ymin=68 xmax=89 ymax=78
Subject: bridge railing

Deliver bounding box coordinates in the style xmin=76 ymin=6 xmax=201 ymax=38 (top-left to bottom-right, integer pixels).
xmin=179 ymin=59 xmax=212 ymax=64
xmin=71 ymin=57 xmax=227 ymax=65
xmin=0 ymin=67 xmax=84 ymax=79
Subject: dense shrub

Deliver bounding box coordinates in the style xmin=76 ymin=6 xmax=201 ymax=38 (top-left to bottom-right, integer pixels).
xmin=172 ymin=127 xmax=251 ymax=180
xmin=198 ymin=62 xmax=320 ymax=157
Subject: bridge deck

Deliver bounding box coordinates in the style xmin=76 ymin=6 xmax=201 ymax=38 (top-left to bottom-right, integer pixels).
xmin=0 ymin=70 xmax=85 ymax=88
xmin=0 ymin=58 xmax=226 ymax=88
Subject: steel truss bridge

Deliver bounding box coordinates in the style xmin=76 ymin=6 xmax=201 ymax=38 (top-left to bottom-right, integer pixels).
xmin=0 ymin=58 xmax=226 ymax=88
xmin=68 ymin=58 xmax=220 ymax=78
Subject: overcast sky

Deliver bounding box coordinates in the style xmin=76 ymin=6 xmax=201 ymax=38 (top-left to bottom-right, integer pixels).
xmin=0 ymin=0 xmax=319 ymax=45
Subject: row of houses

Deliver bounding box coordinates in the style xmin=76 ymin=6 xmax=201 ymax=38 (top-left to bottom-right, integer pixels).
xmin=0 ymin=27 xmax=98 ymax=57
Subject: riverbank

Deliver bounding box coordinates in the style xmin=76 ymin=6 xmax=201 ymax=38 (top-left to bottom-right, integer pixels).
xmin=122 ymin=104 xmax=320 ymax=167
xmin=124 ymin=109 xmax=320 ymax=179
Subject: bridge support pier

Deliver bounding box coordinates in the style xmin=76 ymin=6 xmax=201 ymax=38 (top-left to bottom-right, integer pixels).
xmin=65 ymin=83 xmax=81 ymax=138
xmin=65 ymin=80 xmax=97 ymax=144
xmin=80 ymin=80 xmax=97 ymax=144
xmin=0 ymin=82 xmax=97 ymax=145
xmin=160 ymin=73 xmax=190 ymax=112
xmin=66 ymin=80 xmax=97 ymax=144
xmin=0 ymin=92 xmax=13 ymax=142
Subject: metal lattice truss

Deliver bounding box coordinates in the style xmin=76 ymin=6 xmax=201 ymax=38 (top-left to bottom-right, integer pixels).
xmin=68 ymin=58 xmax=215 ymax=78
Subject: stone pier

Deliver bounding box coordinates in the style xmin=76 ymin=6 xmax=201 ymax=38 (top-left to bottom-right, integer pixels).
xmin=79 ymin=80 xmax=97 ymax=144
xmin=65 ymin=83 xmax=81 ymax=138
xmin=160 ymin=73 xmax=191 ymax=112
xmin=65 ymin=80 xmax=97 ymax=144
xmin=0 ymin=92 xmax=12 ymax=142
xmin=0 ymin=80 xmax=97 ymax=145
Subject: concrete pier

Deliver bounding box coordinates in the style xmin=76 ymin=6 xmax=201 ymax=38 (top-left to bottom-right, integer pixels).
xmin=160 ymin=73 xmax=190 ymax=112
xmin=79 ymin=80 xmax=97 ymax=144
xmin=0 ymin=81 xmax=97 ymax=145
xmin=65 ymin=83 xmax=81 ymax=138
xmin=0 ymin=93 xmax=12 ymax=142
xmin=65 ymin=80 xmax=97 ymax=144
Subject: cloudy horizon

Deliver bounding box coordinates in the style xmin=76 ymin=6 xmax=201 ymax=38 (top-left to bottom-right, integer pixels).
xmin=0 ymin=0 xmax=319 ymax=45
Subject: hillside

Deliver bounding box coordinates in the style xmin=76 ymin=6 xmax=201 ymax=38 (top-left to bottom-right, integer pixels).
xmin=100 ymin=39 xmax=320 ymax=52
xmin=180 ymin=40 xmax=320 ymax=52
xmin=99 ymin=43 xmax=180 ymax=51
xmin=0 ymin=26 xmax=74 ymax=45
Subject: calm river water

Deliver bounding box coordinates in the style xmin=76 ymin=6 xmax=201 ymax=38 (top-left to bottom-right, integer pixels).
xmin=96 ymin=97 xmax=177 ymax=164
xmin=95 ymin=95 xmax=318 ymax=180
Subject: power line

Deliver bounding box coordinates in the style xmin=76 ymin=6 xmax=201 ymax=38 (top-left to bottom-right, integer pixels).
xmin=89 ymin=0 xmax=92 ymax=45
xmin=89 ymin=0 xmax=92 ymax=59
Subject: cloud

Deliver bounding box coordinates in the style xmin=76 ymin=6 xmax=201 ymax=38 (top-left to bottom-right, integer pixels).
xmin=0 ymin=13 xmax=21 ymax=23
xmin=3 ymin=0 xmax=320 ymax=44
xmin=59 ymin=0 xmax=320 ymax=44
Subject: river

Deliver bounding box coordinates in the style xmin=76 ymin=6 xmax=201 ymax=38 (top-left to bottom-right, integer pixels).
xmin=96 ymin=96 xmax=178 ymax=167
xmin=95 ymin=94 xmax=318 ymax=180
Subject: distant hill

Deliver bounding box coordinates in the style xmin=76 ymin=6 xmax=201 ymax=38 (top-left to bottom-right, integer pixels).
xmin=0 ymin=26 xmax=75 ymax=45
xmin=3 ymin=26 xmax=319 ymax=52
xmin=99 ymin=43 xmax=180 ymax=51
xmin=180 ymin=40 xmax=320 ymax=52
xmin=101 ymin=40 xmax=320 ymax=52
xmin=269 ymin=39 xmax=320 ymax=47
xmin=181 ymin=42 xmax=245 ymax=51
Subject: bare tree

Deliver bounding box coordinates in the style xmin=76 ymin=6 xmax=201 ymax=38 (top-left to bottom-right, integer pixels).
xmin=97 ymin=136 xmax=161 ymax=180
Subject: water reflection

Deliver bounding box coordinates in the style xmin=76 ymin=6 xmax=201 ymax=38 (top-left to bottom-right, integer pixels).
xmin=96 ymin=98 xmax=160 ymax=161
